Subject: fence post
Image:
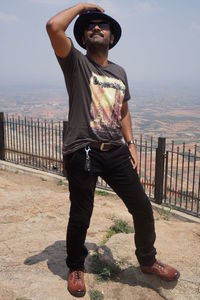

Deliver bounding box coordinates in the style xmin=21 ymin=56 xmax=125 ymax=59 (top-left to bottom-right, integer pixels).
xmin=154 ymin=137 xmax=166 ymax=204
xmin=0 ymin=112 xmax=5 ymax=160
xmin=63 ymin=121 xmax=68 ymax=177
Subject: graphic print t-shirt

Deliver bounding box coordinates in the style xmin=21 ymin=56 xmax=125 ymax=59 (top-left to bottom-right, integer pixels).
xmin=57 ymin=42 xmax=131 ymax=154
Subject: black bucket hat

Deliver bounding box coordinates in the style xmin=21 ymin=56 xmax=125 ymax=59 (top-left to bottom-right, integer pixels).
xmin=73 ymin=10 xmax=122 ymax=49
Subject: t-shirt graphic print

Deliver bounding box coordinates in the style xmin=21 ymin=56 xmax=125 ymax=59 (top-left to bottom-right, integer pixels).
xmin=90 ymin=72 xmax=126 ymax=140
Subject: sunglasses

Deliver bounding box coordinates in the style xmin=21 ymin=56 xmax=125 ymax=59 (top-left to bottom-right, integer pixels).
xmin=86 ymin=22 xmax=110 ymax=31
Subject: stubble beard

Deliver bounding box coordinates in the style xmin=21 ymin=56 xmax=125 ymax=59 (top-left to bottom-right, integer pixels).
xmin=85 ymin=33 xmax=111 ymax=54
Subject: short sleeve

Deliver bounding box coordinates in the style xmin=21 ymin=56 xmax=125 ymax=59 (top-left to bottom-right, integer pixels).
xmin=56 ymin=41 xmax=82 ymax=78
xmin=123 ymin=70 xmax=131 ymax=102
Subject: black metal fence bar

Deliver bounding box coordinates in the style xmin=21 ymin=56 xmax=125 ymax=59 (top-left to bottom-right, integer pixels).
xmin=155 ymin=137 xmax=166 ymax=204
xmin=148 ymin=137 xmax=153 ymax=198
xmin=1 ymin=112 xmax=200 ymax=218
xmin=0 ymin=112 xmax=5 ymax=160
xmin=174 ymin=146 xmax=179 ymax=206
xmin=191 ymin=145 xmax=197 ymax=211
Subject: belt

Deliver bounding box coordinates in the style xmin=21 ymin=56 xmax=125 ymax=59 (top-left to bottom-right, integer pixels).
xmin=90 ymin=142 xmax=115 ymax=151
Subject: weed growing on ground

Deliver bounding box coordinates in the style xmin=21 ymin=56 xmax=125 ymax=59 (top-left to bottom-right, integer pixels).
xmin=157 ymin=204 xmax=172 ymax=220
xmin=90 ymin=252 xmax=121 ymax=281
xmin=90 ymin=218 xmax=134 ymax=281
xmin=100 ymin=218 xmax=134 ymax=246
xmin=95 ymin=190 xmax=110 ymax=197
xmin=56 ymin=179 xmax=63 ymax=185
xmin=89 ymin=289 xmax=104 ymax=300
xmin=110 ymin=218 xmax=134 ymax=234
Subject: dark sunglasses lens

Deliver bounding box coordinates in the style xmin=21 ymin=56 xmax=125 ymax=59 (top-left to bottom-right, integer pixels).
xmin=99 ymin=23 xmax=110 ymax=30
xmin=87 ymin=23 xmax=95 ymax=30
xmin=87 ymin=22 xmax=110 ymax=30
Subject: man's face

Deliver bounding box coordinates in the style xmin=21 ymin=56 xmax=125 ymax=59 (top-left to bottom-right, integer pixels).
xmin=82 ymin=19 xmax=114 ymax=50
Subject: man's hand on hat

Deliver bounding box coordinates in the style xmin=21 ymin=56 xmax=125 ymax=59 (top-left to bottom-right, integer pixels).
xmin=78 ymin=2 xmax=104 ymax=14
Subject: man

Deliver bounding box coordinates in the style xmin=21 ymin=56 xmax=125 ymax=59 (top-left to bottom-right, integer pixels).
xmin=46 ymin=3 xmax=180 ymax=297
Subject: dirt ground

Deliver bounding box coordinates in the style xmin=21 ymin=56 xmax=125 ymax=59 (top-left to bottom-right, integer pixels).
xmin=0 ymin=162 xmax=200 ymax=300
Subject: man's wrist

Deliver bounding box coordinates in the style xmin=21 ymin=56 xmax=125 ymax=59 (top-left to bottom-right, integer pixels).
xmin=127 ymin=140 xmax=136 ymax=146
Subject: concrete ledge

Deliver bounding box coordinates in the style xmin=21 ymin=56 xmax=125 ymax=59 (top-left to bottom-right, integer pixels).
xmin=0 ymin=160 xmax=67 ymax=184
xmin=151 ymin=201 xmax=200 ymax=224
xmin=0 ymin=159 xmax=199 ymax=224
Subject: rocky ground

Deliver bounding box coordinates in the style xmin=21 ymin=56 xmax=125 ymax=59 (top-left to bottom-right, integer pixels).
xmin=0 ymin=162 xmax=200 ymax=300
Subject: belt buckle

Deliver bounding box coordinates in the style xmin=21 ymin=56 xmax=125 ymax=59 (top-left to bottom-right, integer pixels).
xmin=100 ymin=142 xmax=111 ymax=151
xmin=100 ymin=143 xmax=105 ymax=151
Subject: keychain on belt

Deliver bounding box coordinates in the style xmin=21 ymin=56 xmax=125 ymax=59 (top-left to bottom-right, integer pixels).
xmin=84 ymin=146 xmax=91 ymax=172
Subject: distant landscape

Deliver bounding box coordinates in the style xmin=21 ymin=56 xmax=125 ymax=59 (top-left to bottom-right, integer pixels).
xmin=0 ymin=85 xmax=199 ymax=151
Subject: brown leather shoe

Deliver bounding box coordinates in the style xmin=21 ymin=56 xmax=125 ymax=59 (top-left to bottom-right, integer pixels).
xmin=140 ymin=260 xmax=180 ymax=281
xmin=67 ymin=269 xmax=86 ymax=297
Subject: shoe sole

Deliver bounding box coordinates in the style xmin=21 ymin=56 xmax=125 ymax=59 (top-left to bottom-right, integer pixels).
xmin=68 ymin=288 xmax=86 ymax=298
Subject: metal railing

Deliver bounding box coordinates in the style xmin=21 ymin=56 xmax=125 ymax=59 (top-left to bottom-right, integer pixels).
xmin=3 ymin=114 xmax=63 ymax=175
xmin=0 ymin=112 xmax=199 ymax=217
xmin=164 ymin=141 xmax=200 ymax=217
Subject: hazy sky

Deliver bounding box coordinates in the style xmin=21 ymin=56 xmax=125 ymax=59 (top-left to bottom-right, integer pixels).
xmin=1 ymin=0 xmax=200 ymax=89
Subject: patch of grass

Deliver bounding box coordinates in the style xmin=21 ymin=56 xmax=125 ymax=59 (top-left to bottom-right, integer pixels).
xmin=56 ymin=179 xmax=63 ymax=185
xmin=15 ymin=170 xmax=19 ymax=174
xmin=100 ymin=218 xmax=134 ymax=246
xmin=157 ymin=204 xmax=172 ymax=220
xmin=95 ymin=190 xmax=109 ymax=197
xmin=110 ymin=218 xmax=134 ymax=234
xmin=16 ymin=298 xmax=30 ymax=300
xmin=89 ymin=289 xmax=104 ymax=300
xmin=90 ymin=252 xmax=121 ymax=281
xmin=92 ymin=219 xmax=133 ymax=279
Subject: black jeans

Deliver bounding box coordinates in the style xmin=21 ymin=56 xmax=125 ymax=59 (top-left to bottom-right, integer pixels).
xmin=64 ymin=144 xmax=156 ymax=270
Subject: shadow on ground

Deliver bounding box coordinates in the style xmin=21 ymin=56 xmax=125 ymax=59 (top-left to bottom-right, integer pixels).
xmin=24 ymin=240 xmax=178 ymax=292
xmin=24 ymin=240 xmax=68 ymax=281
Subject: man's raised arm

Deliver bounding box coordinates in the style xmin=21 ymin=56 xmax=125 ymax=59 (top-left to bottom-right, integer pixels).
xmin=46 ymin=2 xmax=104 ymax=58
